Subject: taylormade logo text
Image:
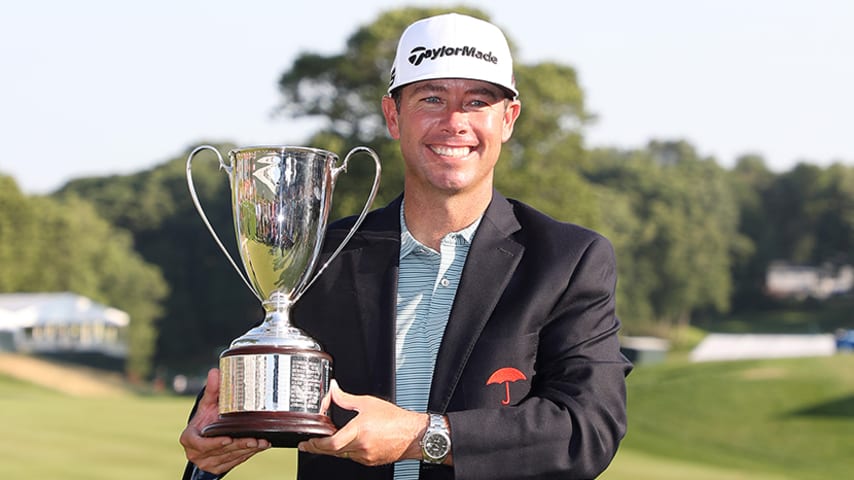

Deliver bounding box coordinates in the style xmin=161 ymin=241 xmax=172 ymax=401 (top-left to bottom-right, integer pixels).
xmin=407 ymin=45 xmax=499 ymax=66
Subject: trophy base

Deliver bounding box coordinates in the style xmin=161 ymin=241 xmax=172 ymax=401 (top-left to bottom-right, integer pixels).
xmin=209 ymin=345 xmax=335 ymax=448
xmin=202 ymin=411 xmax=336 ymax=448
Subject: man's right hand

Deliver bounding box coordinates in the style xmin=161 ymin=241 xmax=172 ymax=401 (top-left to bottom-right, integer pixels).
xmin=179 ymin=368 xmax=270 ymax=475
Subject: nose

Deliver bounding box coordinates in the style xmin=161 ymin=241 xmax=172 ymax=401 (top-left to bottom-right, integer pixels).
xmin=440 ymin=107 xmax=469 ymax=135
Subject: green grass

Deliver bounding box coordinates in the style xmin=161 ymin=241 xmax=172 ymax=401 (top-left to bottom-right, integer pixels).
xmin=0 ymin=375 xmax=295 ymax=479
xmin=611 ymin=355 xmax=854 ymax=480
xmin=1 ymin=355 xmax=852 ymax=479
xmin=602 ymin=448 xmax=793 ymax=480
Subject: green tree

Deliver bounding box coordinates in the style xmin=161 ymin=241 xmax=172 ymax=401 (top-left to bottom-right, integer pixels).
xmin=760 ymin=162 xmax=854 ymax=267
xmin=729 ymin=155 xmax=774 ymax=308
xmin=0 ymin=176 xmax=46 ymax=293
xmin=586 ymin=141 xmax=747 ymax=333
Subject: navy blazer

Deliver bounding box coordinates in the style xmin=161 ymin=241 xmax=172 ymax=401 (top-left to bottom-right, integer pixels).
xmin=288 ymin=191 xmax=631 ymax=479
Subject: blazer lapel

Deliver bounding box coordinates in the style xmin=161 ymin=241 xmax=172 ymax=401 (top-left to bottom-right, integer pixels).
xmin=428 ymin=192 xmax=524 ymax=412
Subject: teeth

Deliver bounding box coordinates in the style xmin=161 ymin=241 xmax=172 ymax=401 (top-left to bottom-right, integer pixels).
xmin=430 ymin=145 xmax=471 ymax=158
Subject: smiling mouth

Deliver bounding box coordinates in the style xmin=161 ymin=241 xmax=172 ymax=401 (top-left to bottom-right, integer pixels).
xmin=429 ymin=145 xmax=473 ymax=158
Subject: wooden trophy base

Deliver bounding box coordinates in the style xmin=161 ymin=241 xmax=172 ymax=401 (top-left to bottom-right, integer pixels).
xmin=203 ymin=411 xmax=336 ymax=448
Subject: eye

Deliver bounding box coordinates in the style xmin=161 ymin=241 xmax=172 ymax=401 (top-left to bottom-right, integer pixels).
xmin=422 ymin=96 xmax=442 ymax=104
xmin=465 ymin=97 xmax=497 ymax=111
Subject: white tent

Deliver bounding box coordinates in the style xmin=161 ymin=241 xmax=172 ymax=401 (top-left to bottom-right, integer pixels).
xmin=690 ymin=333 xmax=837 ymax=362
xmin=0 ymin=292 xmax=129 ymax=357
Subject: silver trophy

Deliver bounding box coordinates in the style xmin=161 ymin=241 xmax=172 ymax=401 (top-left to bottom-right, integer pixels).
xmin=186 ymin=145 xmax=381 ymax=447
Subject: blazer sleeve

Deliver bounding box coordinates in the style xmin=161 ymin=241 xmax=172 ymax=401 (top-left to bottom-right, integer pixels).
xmin=447 ymin=236 xmax=631 ymax=480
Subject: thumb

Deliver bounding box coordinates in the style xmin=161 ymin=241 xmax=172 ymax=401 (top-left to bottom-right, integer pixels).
xmin=329 ymin=379 xmax=361 ymax=412
xmin=188 ymin=368 xmax=222 ymax=430
xmin=200 ymin=368 xmax=221 ymax=408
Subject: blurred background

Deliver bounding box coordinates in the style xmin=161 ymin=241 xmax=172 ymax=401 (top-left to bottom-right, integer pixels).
xmin=1 ymin=1 xmax=851 ymax=478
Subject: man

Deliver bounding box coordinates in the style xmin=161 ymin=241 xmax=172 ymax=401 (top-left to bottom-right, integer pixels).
xmin=181 ymin=13 xmax=631 ymax=479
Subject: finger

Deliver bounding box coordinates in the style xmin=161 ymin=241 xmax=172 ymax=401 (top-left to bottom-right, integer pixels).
xmin=298 ymin=423 xmax=358 ymax=455
xmin=189 ymin=432 xmax=270 ymax=455
xmin=186 ymin=437 xmax=270 ymax=464
xmin=180 ymin=422 xmax=231 ymax=449
xmin=194 ymin=442 xmax=268 ymax=474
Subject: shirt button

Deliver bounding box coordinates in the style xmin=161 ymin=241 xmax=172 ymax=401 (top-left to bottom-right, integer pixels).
xmin=440 ymin=278 xmax=450 ymax=287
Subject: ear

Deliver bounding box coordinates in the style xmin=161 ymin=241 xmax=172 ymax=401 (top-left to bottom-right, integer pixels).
xmin=501 ymin=99 xmax=522 ymax=143
xmin=382 ymin=96 xmax=401 ymax=140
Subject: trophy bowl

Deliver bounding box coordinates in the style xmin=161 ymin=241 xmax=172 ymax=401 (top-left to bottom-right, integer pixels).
xmin=186 ymin=145 xmax=380 ymax=447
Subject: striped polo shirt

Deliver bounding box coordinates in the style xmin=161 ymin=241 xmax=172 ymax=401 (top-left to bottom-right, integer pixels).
xmin=394 ymin=203 xmax=481 ymax=480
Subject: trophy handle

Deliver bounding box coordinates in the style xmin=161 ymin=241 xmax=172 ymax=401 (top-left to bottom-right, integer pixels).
xmin=294 ymin=146 xmax=382 ymax=302
xmin=186 ymin=145 xmax=262 ymax=301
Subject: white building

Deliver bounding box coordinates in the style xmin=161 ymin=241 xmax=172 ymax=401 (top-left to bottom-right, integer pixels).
xmin=0 ymin=292 xmax=128 ymax=357
xmin=765 ymin=262 xmax=854 ymax=299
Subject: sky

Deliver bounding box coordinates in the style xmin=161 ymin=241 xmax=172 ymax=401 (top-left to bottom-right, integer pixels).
xmin=2 ymin=0 xmax=852 ymax=194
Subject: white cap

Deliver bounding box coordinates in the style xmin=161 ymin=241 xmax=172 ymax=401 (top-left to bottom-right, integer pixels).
xmin=388 ymin=13 xmax=518 ymax=98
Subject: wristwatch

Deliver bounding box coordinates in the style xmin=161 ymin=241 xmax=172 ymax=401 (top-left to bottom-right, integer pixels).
xmin=421 ymin=413 xmax=451 ymax=464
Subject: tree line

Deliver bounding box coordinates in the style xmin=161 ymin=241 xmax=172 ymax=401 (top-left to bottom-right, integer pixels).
xmin=1 ymin=7 xmax=851 ymax=378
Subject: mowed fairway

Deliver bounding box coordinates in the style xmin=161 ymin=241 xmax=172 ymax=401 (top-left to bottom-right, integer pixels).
xmin=1 ymin=354 xmax=852 ymax=479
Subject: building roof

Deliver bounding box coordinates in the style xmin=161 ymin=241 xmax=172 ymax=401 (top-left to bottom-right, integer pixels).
xmin=0 ymin=292 xmax=129 ymax=330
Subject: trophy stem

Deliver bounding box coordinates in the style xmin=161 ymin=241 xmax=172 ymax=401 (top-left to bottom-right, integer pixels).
xmin=227 ymin=293 xmax=321 ymax=351
xmin=262 ymin=294 xmax=297 ymax=333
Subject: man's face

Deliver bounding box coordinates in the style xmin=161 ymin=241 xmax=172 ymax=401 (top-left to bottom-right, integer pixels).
xmin=382 ymin=78 xmax=521 ymax=197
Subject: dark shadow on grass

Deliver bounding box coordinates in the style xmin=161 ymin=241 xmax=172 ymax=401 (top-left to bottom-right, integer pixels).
xmin=787 ymin=394 xmax=854 ymax=418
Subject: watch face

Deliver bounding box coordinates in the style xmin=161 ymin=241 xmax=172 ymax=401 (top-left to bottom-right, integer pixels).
xmin=425 ymin=432 xmax=450 ymax=460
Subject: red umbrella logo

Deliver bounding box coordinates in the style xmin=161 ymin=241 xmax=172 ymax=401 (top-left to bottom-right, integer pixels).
xmin=486 ymin=367 xmax=527 ymax=405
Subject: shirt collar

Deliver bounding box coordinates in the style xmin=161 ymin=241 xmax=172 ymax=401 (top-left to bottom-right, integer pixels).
xmin=399 ymin=200 xmax=482 ymax=259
